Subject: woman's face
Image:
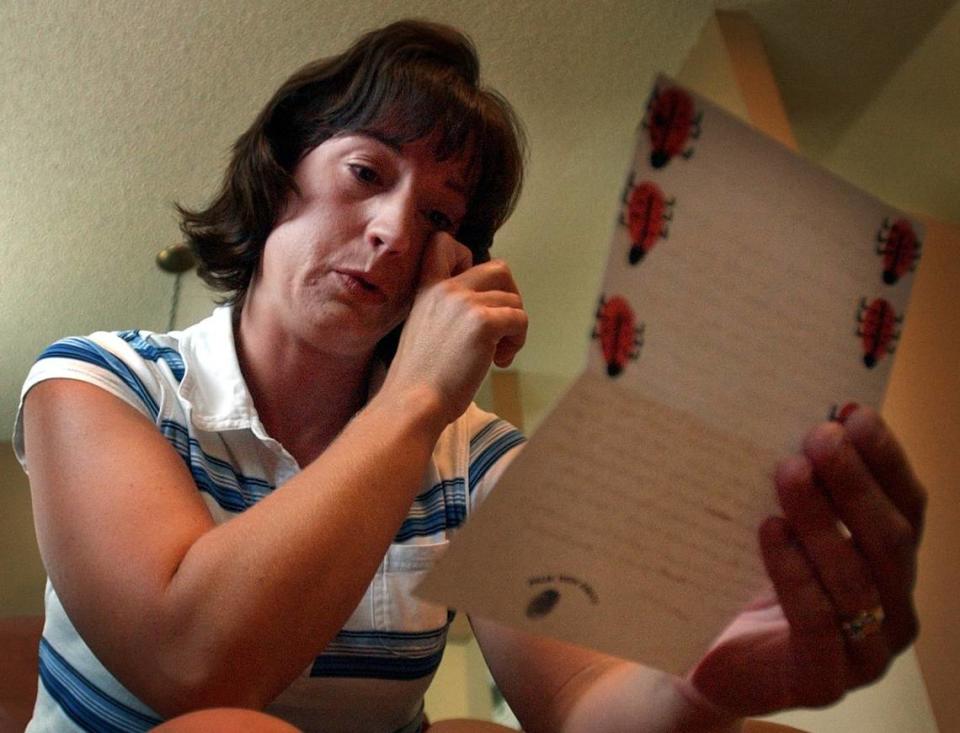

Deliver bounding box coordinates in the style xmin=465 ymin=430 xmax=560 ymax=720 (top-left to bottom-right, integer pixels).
xmin=246 ymin=132 xmax=472 ymax=356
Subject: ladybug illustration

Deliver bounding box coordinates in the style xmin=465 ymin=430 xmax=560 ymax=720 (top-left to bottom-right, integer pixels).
xmin=620 ymin=174 xmax=674 ymax=264
xmin=592 ymin=295 xmax=644 ymax=377
xmin=643 ymin=85 xmax=702 ymax=168
xmin=828 ymin=402 xmax=860 ymax=423
xmin=876 ymin=217 xmax=921 ymax=285
xmin=856 ymin=297 xmax=901 ymax=368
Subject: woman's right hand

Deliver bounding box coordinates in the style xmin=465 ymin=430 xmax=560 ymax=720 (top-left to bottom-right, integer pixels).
xmin=382 ymin=232 xmax=528 ymax=427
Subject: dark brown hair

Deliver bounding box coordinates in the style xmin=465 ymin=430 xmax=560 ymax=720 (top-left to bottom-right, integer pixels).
xmin=178 ymin=19 xmax=526 ymax=307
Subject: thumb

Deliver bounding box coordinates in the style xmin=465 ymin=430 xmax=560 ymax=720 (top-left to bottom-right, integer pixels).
xmin=418 ymin=233 xmax=474 ymax=289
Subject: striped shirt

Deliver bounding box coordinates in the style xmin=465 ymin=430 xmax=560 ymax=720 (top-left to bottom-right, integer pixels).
xmin=12 ymin=306 xmax=525 ymax=733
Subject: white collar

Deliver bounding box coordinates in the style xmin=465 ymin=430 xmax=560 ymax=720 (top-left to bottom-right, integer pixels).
xmin=176 ymin=305 xmax=389 ymax=437
xmin=177 ymin=305 xmax=261 ymax=432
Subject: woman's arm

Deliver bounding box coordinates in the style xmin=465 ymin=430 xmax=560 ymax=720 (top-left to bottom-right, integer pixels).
xmin=472 ymin=618 xmax=741 ymax=733
xmin=24 ymin=236 xmax=527 ymax=718
xmin=25 ymin=377 xmax=442 ymax=716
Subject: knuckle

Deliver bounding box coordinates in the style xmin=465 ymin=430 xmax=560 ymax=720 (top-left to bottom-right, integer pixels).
xmin=870 ymin=427 xmax=899 ymax=463
xmin=903 ymin=614 xmax=920 ymax=646
xmin=464 ymin=303 xmax=486 ymax=327
xmin=837 ymin=570 xmax=876 ymax=607
xmin=852 ymin=652 xmax=891 ymax=688
xmin=846 ymin=404 xmax=882 ymax=446
xmin=433 ymin=278 xmax=456 ymax=296
xmin=856 ymin=404 xmax=884 ymax=435
xmin=884 ymin=515 xmax=918 ymax=559
xmin=803 ymin=665 xmax=847 ymax=707
xmin=889 ymin=613 xmax=920 ymax=652
xmin=806 ymin=611 xmax=842 ymax=639
xmin=906 ymin=487 xmax=928 ymax=540
xmin=911 ymin=483 xmax=928 ymax=520
xmin=486 ymin=259 xmax=512 ymax=280
xmin=790 ymin=590 xmax=836 ymax=635
xmin=444 ymin=282 xmax=470 ymax=304
xmin=820 ymin=674 xmax=848 ymax=707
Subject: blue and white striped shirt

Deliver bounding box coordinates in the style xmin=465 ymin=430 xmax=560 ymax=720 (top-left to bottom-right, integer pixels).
xmin=13 ymin=306 xmax=525 ymax=733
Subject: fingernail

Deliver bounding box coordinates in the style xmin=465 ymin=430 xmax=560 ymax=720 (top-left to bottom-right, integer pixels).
xmin=806 ymin=422 xmax=845 ymax=460
xmin=776 ymin=455 xmax=810 ymax=484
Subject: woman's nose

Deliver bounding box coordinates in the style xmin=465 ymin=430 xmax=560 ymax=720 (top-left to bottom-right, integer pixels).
xmin=366 ymin=190 xmax=418 ymax=255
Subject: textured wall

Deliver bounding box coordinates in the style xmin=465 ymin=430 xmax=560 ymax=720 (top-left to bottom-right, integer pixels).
xmin=0 ymin=0 xmax=716 ymax=434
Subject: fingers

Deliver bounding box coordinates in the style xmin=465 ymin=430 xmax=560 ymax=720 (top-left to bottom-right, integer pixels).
xmin=801 ymin=418 xmax=921 ymax=652
xmin=450 ymin=287 xmax=526 ymax=368
xmin=404 ymin=238 xmax=527 ymax=369
xmin=774 ymin=458 xmax=891 ymax=685
xmin=492 ymin=308 xmax=528 ymax=367
xmin=843 ymin=406 xmax=926 ymax=539
xmin=420 ymin=233 xmax=521 ymax=300
xmin=468 ymin=290 xmax=524 ymax=310
xmin=766 ymin=406 xmax=923 ymax=703
xmin=775 ymin=458 xmax=883 ymax=623
xmin=456 ymin=258 xmax=522 ymax=298
xmin=759 ymin=517 xmax=850 ymax=707
xmin=418 ymin=233 xmax=474 ymax=288
xmin=459 ymin=291 xmax=527 ymax=367
xmin=804 ymin=421 xmax=916 ymax=575
xmin=420 ymin=234 xmax=526 ymax=366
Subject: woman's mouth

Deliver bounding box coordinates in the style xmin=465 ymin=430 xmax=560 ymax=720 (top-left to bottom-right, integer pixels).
xmin=334 ymin=270 xmax=387 ymax=302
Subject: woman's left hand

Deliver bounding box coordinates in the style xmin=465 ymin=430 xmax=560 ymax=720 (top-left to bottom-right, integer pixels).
xmin=682 ymin=405 xmax=925 ymax=717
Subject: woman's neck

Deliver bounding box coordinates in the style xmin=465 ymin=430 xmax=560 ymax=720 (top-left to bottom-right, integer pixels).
xmin=233 ymin=304 xmax=375 ymax=467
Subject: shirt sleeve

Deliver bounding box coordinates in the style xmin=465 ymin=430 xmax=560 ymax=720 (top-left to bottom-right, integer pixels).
xmin=464 ymin=404 xmax=526 ymax=512
xmin=12 ymin=332 xmax=163 ymax=471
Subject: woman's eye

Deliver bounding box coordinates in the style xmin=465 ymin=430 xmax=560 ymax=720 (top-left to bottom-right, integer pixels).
xmin=427 ymin=210 xmax=454 ymax=231
xmin=350 ymin=164 xmax=379 ymax=184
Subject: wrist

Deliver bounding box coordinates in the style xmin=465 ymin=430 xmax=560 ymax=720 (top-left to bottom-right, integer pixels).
xmin=558 ymin=660 xmax=743 ymax=733
xmin=366 ymin=382 xmax=449 ymax=440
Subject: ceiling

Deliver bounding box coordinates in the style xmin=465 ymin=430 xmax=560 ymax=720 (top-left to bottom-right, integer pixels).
xmin=1 ymin=0 xmax=957 ymax=444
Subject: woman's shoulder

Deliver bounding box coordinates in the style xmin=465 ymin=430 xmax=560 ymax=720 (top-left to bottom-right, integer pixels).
xmin=12 ymin=327 xmax=189 ymax=465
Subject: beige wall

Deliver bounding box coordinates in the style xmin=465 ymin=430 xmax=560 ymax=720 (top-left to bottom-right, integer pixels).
xmin=425 ymin=636 xmax=496 ymax=722
xmin=0 ymin=442 xmax=45 ymax=616
xmin=882 ymin=217 xmax=960 ymax=733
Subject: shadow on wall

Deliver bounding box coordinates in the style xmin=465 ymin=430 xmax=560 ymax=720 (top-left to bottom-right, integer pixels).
xmin=751 ymin=0 xmax=956 ymax=159
xmin=1 ymin=442 xmax=45 ymax=617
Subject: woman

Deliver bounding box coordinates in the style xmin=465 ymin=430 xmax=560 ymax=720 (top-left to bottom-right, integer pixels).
xmin=14 ymin=19 xmax=924 ymax=733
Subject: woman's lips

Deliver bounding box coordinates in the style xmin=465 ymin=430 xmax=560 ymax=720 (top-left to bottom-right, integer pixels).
xmin=334 ymin=270 xmax=387 ymax=302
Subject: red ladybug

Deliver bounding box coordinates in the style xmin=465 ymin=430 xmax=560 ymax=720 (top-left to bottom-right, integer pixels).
xmin=876 ymin=217 xmax=921 ymax=285
xmin=644 ymin=86 xmax=701 ymax=168
xmin=620 ymin=174 xmax=674 ymax=264
xmin=856 ymin=297 xmax=901 ymax=368
xmin=592 ymin=295 xmax=644 ymax=377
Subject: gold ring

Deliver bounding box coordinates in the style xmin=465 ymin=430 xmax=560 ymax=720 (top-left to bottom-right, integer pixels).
xmin=841 ymin=606 xmax=885 ymax=641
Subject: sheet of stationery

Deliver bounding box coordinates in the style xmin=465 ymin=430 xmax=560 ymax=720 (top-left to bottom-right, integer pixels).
xmin=416 ymin=75 xmax=923 ymax=675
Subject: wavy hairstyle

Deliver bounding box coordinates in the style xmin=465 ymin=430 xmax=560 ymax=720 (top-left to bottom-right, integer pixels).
xmin=178 ymin=19 xmax=526 ymax=308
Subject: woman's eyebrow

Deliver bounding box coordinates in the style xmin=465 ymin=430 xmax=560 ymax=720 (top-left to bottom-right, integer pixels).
xmin=357 ymin=130 xmax=401 ymax=153
xmin=353 ymin=130 xmax=471 ymax=199
xmin=444 ymin=178 xmax=468 ymax=197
